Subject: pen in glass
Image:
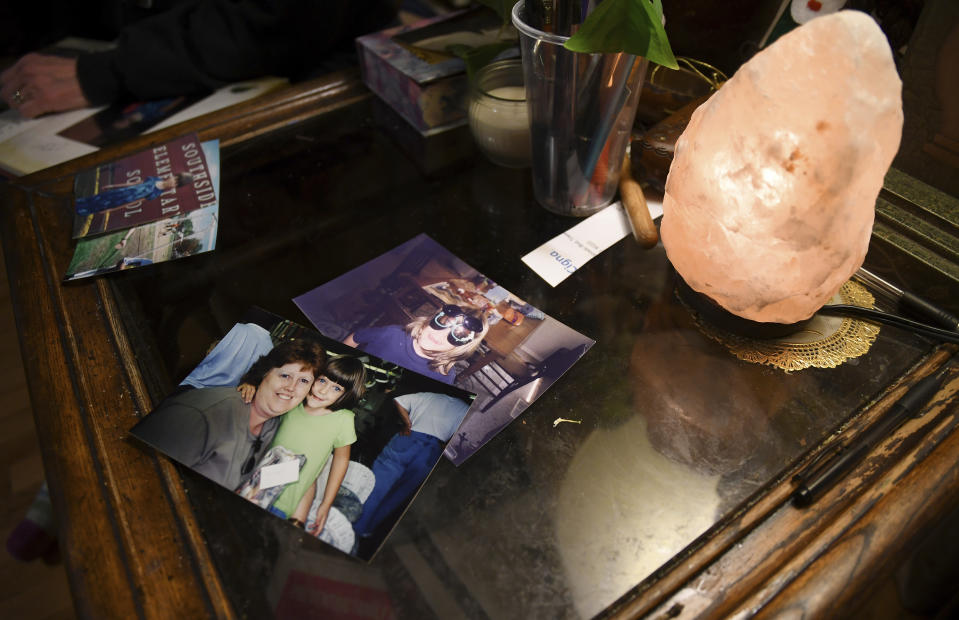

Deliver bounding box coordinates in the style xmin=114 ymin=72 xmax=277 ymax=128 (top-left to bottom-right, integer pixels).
xmin=792 ymin=364 xmax=950 ymax=508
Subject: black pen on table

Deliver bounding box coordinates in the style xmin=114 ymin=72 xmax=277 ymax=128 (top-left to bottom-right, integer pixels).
xmin=855 ymin=267 xmax=959 ymax=332
xmin=792 ymin=363 xmax=952 ymax=508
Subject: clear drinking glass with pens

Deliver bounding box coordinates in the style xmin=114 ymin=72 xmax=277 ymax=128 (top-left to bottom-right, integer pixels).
xmin=512 ymin=0 xmax=648 ymax=216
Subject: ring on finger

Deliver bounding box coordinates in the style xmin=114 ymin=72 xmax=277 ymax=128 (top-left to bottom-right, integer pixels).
xmin=12 ymin=87 xmax=25 ymax=105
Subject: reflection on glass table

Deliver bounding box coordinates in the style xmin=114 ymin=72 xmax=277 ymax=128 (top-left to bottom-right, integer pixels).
xmin=103 ymin=95 xmax=942 ymax=618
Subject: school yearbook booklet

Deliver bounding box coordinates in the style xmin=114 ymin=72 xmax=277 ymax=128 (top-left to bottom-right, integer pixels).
xmin=72 ymin=133 xmax=217 ymax=239
xmin=64 ymin=140 xmax=220 ymax=281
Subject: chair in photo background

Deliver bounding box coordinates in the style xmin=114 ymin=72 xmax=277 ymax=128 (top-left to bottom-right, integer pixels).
xmin=307 ymin=460 xmax=376 ymax=554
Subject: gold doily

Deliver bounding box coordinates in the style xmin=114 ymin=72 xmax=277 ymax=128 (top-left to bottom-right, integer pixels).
xmin=687 ymin=280 xmax=880 ymax=372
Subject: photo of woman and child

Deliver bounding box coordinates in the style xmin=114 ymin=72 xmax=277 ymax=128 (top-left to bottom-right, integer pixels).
xmin=237 ymin=354 xmax=367 ymax=537
xmin=131 ymin=315 xmax=473 ymax=560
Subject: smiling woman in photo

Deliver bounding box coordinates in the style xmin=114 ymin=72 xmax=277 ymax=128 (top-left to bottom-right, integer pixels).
xmin=132 ymin=338 xmax=326 ymax=490
xmin=237 ymin=355 xmax=367 ymax=533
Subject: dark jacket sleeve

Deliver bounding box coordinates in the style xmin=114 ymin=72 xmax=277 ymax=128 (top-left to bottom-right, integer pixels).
xmin=76 ymin=0 xmax=398 ymax=105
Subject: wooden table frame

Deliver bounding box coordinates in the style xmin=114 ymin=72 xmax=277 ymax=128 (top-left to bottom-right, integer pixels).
xmin=2 ymin=69 xmax=958 ymax=618
xmin=1 ymin=69 xmax=368 ymax=618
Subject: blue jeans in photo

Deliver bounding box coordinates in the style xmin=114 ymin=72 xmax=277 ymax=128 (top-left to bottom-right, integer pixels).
xmin=353 ymin=431 xmax=444 ymax=538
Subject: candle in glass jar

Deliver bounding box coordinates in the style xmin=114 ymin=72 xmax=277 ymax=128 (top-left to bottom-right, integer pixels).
xmin=468 ymin=60 xmax=531 ymax=168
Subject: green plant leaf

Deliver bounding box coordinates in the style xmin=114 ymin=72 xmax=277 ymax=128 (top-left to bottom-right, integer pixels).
xmin=447 ymin=41 xmax=517 ymax=82
xmin=564 ymin=0 xmax=678 ymax=69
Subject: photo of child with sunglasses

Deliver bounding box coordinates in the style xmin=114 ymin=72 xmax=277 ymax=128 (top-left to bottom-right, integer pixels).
xmin=294 ymin=234 xmax=595 ymax=465
xmin=344 ymin=304 xmax=489 ymax=386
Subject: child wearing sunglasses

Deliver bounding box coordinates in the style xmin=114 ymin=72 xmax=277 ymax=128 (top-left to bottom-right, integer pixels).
xmin=344 ymin=304 xmax=489 ymax=385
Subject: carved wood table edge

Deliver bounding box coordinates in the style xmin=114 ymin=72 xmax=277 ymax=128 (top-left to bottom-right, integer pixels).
xmin=605 ymin=346 xmax=959 ymax=619
xmin=0 ymin=71 xmax=371 ymax=619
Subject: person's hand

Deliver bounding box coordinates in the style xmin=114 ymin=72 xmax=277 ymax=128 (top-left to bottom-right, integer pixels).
xmin=237 ymin=383 xmax=256 ymax=403
xmin=1 ymin=54 xmax=91 ymax=118
xmin=307 ymin=504 xmax=331 ymax=536
xmin=401 ymin=421 xmax=412 ymax=436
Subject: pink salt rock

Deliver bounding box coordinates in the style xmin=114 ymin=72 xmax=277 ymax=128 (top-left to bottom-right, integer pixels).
xmin=660 ymin=11 xmax=903 ymax=324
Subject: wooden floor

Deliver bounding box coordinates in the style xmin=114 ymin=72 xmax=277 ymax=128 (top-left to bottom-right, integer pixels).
xmin=0 ymin=244 xmax=76 ymax=619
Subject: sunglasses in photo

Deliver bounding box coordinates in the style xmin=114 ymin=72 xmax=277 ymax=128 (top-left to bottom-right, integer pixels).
xmin=428 ymin=304 xmax=483 ymax=345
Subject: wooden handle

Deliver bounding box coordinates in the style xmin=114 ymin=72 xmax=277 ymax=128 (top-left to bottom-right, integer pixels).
xmin=620 ymin=151 xmax=659 ymax=248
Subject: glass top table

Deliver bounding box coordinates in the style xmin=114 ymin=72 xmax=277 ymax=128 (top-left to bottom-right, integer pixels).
xmin=2 ymin=60 xmax=958 ymax=618
xmin=110 ymin=80 xmax=951 ymax=617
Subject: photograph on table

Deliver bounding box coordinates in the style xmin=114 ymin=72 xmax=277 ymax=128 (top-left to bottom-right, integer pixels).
xmin=129 ymin=307 xmax=474 ymax=561
xmin=63 ymin=140 xmax=220 ymax=281
xmin=57 ymin=96 xmax=202 ymax=148
xmin=293 ymin=233 xmax=595 ymax=466
xmin=71 ymin=132 xmax=217 ymax=239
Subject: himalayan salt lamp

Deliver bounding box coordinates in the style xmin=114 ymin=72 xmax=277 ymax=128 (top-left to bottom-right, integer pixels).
xmin=660 ymin=11 xmax=903 ymax=324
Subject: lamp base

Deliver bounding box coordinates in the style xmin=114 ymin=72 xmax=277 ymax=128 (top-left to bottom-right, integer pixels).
xmin=674 ymin=275 xmax=812 ymax=339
